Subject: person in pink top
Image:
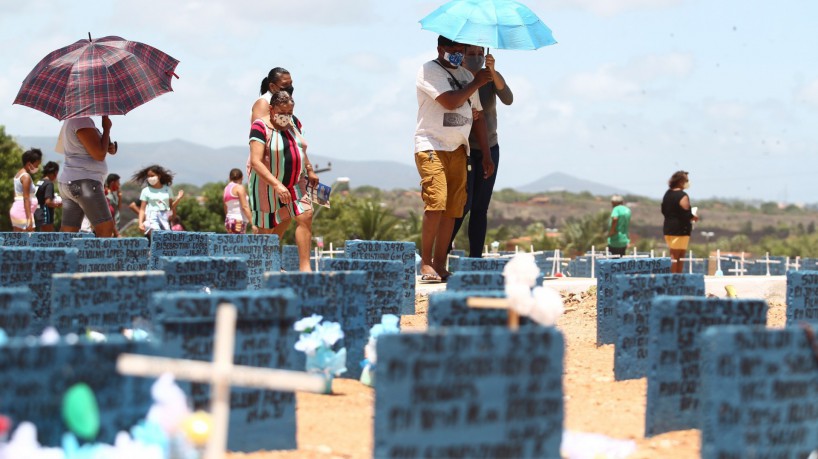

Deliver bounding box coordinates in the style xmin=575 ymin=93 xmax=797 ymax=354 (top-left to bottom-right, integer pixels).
xmin=223 ymin=168 xmax=253 ymax=234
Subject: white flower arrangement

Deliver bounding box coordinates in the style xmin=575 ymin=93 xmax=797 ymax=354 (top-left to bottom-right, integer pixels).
xmin=503 ymin=253 xmax=564 ymax=326
xmin=293 ymin=315 xmax=347 ymax=386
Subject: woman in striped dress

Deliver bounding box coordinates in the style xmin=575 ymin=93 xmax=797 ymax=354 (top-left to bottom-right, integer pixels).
xmin=248 ymin=90 xmax=318 ymax=271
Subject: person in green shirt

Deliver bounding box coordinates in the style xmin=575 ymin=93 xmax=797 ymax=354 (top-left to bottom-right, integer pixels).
xmin=607 ymin=195 xmax=631 ymax=256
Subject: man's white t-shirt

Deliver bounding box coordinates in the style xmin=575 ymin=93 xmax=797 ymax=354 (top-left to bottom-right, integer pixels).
xmin=414 ymin=60 xmax=482 ymax=155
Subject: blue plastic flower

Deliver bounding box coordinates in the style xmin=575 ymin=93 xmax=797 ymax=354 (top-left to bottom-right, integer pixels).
xmin=294 ymin=330 xmax=323 ymax=356
xmin=307 ymin=347 xmax=347 ymax=377
xmin=370 ymin=314 xmax=400 ymax=339
xmin=294 ymin=314 xmax=323 ymax=333
xmin=0 ymin=328 xmax=7 ymax=347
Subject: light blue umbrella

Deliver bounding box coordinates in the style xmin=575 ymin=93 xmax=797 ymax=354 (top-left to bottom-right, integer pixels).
xmin=419 ymin=0 xmax=557 ymax=50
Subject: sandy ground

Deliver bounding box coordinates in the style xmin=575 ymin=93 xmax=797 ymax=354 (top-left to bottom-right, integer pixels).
xmin=229 ymin=289 xmax=787 ymax=459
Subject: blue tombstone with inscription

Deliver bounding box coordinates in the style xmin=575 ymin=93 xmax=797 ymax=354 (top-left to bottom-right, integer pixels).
xmin=374 ymin=327 xmax=564 ymax=459
xmin=0 ymin=286 xmax=34 ymax=336
xmin=280 ymin=245 xmax=316 ymax=272
xmin=801 ymin=258 xmax=818 ymax=271
xmin=427 ymin=290 xmax=533 ymax=328
xmin=700 ymin=326 xmax=818 ymax=459
xmin=27 ymin=232 xmax=93 ymax=247
xmin=566 ymin=256 xmax=592 ymax=278
xmin=446 ymin=271 xmax=505 ymax=292
xmin=596 ymin=258 xmax=672 ymax=346
xmin=0 ymin=338 xmax=156 ymax=447
xmin=160 ymin=256 xmax=248 ymax=291
xmin=785 ymin=271 xmax=818 ymax=326
xmin=73 ymin=237 xmax=149 ymax=272
xmin=208 ymin=234 xmax=280 ymax=290
xmin=0 ymin=232 xmax=30 ymax=246
xmin=151 ymin=289 xmax=301 ymax=452
xmin=533 ymin=251 xmax=556 ymax=277
xmin=612 ymin=273 xmax=705 ymax=380
xmin=345 ymin=240 xmax=416 ymax=315
xmin=264 ymin=271 xmax=368 ymax=379
xmin=51 ymin=271 xmax=166 ymax=334
xmin=448 ymin=256 xmax=510 ymax=274
xmin=319 ymin=258 xmax=403 ymax=324
xmin=645 ymin=296 xmax=768 ymax=436
xmin=149 ymin=231 xmax=211 ymax=269
xmin=0 ymin=247 xmax=78 ymax=328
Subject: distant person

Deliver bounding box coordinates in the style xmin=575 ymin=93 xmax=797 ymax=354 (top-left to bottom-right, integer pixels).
xmin=449 ymin=44 xmax=512 ymax=258
xmin=56 ymin=115 xmax=118 ymax=237
xmin=248 ymin=90 xmax=316 ymax=271
xmin=132 ymin=165 xmax=184 ymax=235
xmin=662 ymin=171 xmax=698 ymax=273
xmin=414 ymin=35 xmax=493 ymax=282
xmin=9 ymin=148 xmax=42 ymax=232
xmin=105 ymin=173 xmax=122 ymax=236
xmin=170 ymin=215 xmax=185 ymax=231
xmin=223 ymin=168 xmax=253 ymax=234
xmin=607 ymin=195 xmax=631 ymax=256
xmin=34 ymin=161 xmax=61 ymax=232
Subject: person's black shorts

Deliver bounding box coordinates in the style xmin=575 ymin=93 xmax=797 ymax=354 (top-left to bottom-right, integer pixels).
xmin=34 ymin=206 xmax=54 ymax=228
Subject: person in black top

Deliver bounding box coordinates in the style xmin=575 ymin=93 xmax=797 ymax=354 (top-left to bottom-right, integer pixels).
xmin=662 ymin=170 xmax=699 ymax=273
xmin=34 ymin=161 xmax=61 ymax=232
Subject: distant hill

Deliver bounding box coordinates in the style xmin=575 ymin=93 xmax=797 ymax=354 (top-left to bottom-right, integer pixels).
xmin=519 ymin=172 xmax=629 ymax=196
xmin=15 ymin=136 xmax=420 ymax=190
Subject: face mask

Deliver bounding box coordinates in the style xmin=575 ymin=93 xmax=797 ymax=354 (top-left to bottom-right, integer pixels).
xmin=147 ymin=176 xmax=159 ymax=186
xmin=683 ymin=181 xmax=690 ymax=190
xmin=274 ymin=114 xmax=292 ymax=126
xmin=463 ymin=55 xmax=484 ymax=71
xmin=26 ymin=165 xmax=39 ymax=174
xmin=443 ymin=51 xmax=464 ymax=67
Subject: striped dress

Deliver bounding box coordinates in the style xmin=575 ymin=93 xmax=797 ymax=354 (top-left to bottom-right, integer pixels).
xmin=248 ymin=119 xmax=312 ymax=228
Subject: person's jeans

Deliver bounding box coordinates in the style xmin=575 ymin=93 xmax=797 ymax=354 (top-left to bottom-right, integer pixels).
xmin=450 ymin=144 xmax=500 ymax=258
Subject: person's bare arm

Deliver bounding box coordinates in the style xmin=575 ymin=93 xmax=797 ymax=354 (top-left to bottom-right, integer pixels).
xmin=20 ymin=173 xmax=34 ymax=230
xmin=76 ymin=116 xmax=115 ymax=161
xmin=138 ymin=201 xmax=147 ymax=232
xmin=609 ymin=217 xmax=618 ymax=237
xmin=435 ymin=69 xmax=492 ymax=110
xmin=235 ymin=185 xmax=253 ymax=222
xmin=251 ymin=99 xmax=268 ymax=124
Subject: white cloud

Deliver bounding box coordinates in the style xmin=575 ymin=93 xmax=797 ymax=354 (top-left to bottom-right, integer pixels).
xmin=557 ymin=52 xmax=693 ymax=102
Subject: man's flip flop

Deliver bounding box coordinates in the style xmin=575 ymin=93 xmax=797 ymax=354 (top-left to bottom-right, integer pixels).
xmin=419 ymin=273 xmax=442 ymax=283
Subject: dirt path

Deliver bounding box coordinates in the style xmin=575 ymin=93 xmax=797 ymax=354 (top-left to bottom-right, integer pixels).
xmin=230 ymin=291 xmax=787 ymax=459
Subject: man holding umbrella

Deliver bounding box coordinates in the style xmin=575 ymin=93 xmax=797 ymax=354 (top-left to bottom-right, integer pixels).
xmin=415 ymin=35 xmax=494 ymax=282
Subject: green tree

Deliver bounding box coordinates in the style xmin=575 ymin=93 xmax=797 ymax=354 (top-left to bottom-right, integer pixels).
xmin=174 ymin=182 xmax=226 ymax=233
xmin=0 ymin=127 xmax=24 ymax=231
xmin=560 ymin=210 xmax=608 ymax=256
xmin=346 ymin=198 xmax=402 ymax=241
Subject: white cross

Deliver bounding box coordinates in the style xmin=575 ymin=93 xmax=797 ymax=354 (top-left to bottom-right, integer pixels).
xmin=727 ymin=258 xmax=748 ymax=276
xmin=711 ymin=249 xmax=732 ymax=275
xmin=117 ymin=303 xmax=326 ymax=459
xmin=546 ymin=249 xmax=570 ymax=276
xmin=787 ymin=256 xmax=801 ymax=271
xmin=679 ymin=250 xmax=703 ymax=274
xmin=754 ymin=252 xmax=781 ymax=276
xmin=627 ymin=247 xmax=650 ymax=259
xmin=320 ymin=242 xmax=344 ymax=259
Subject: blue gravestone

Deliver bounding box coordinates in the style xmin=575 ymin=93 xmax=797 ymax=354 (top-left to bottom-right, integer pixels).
xmin=746 ymin=256 xmax=787 ymax=276
xmin=149 ymin=231 xmax=210 ymax=269
xmin=0 ymin=286 xmax=34 ymax=336
xmin=345 ymin=240 xmax=416 ymax=315
xmin=800 ymin=258 xmax=818 ymax=271
xmin=596 ymin=258 xmax=671 ymax=345
xmin=0 ymin=236 xmax=3 ymax=246
xmin=27 ymin=232 xmax=93 ymax=247
xmin=428 ymin=291 xmax=533 ymax=328
xmin=51 ymin=271 xmax=166 ymax=334
xmin=0 ymin=339 xmax=156 ymax=446
xmin=0 ymin=247 xmax=78 ymax=327
xmin=374 ymin=327 xmax=564 ymax=459
xmin=151 ymin=290 xmax=301 ymax=452
xmin=0 ymin=232 xmax=30 ymax=246
xmin=645 ymin=297 xmax=768 ymax=436
xmin=566 ymin=256 xmax=592 ymax=278
xmin=613 ymin=273 xmax=705 ymax=380
xmin=446 ymin=271 xmax=505 ymax=292
xmin=208 ymin=234 xmax=280 ymax=290
xmin=280 ymin=245 xmax=316 ymax=272
xmin=449 ymin=256 xmax=510 ymax=274
xmin=160 ymin=256 xmax=248 ymax=291
xmin=73 ymin=237 xmax=149 ymax=272
xmin=700 ymin=326 xmax=818 ymax=459
xmin=264 ymin=271 xmax=368 ymax=379
xmin=533 ymin=251 xmax=556 ymax=277
xmin=319 ymin=258 xmax=403 ymax=324
xmin=785 ymin=271 xmax=818 ymax=326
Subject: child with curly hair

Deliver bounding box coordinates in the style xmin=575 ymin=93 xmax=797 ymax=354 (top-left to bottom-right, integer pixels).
xmin=132 ymin=165 xmax=184 ymax=235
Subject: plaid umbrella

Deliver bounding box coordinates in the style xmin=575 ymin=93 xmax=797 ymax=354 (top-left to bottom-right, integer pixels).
xmin=13 ymin=35 xmax=179 ymax=120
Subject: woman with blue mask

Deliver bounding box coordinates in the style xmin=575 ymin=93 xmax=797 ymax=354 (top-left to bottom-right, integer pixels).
xmin=449 ymin=45 xmax=514 ymax=258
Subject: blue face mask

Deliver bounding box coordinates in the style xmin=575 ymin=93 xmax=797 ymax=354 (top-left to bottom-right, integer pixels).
xmin=443 ymin=51 xmax=464 ymax=67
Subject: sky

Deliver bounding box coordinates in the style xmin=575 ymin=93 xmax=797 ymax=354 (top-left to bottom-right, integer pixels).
xmin=1 ymin=0 xmax=818 ymax=202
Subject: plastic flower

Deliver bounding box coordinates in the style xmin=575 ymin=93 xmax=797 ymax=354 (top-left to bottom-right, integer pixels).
xmin=503 ymin=252 xmax=540 ymax=288
xmin=315 ymin=321 xmax=344 ymax=347
xmin=294 ymin=314 xmax=323 ymax=333
xmin=294 ymin=331 xmax=324 ymax=356
xmin=369 ymin=314 xmax=400 ymax=339
xmin=307 ymin=347 xmax=347 ymax=377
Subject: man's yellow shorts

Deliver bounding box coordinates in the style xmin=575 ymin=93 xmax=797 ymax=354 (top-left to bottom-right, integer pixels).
xmin=415 ymin=146 xmax=468 ymax=218
xmin=664 ymin=235 xmax=690 ymax=250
